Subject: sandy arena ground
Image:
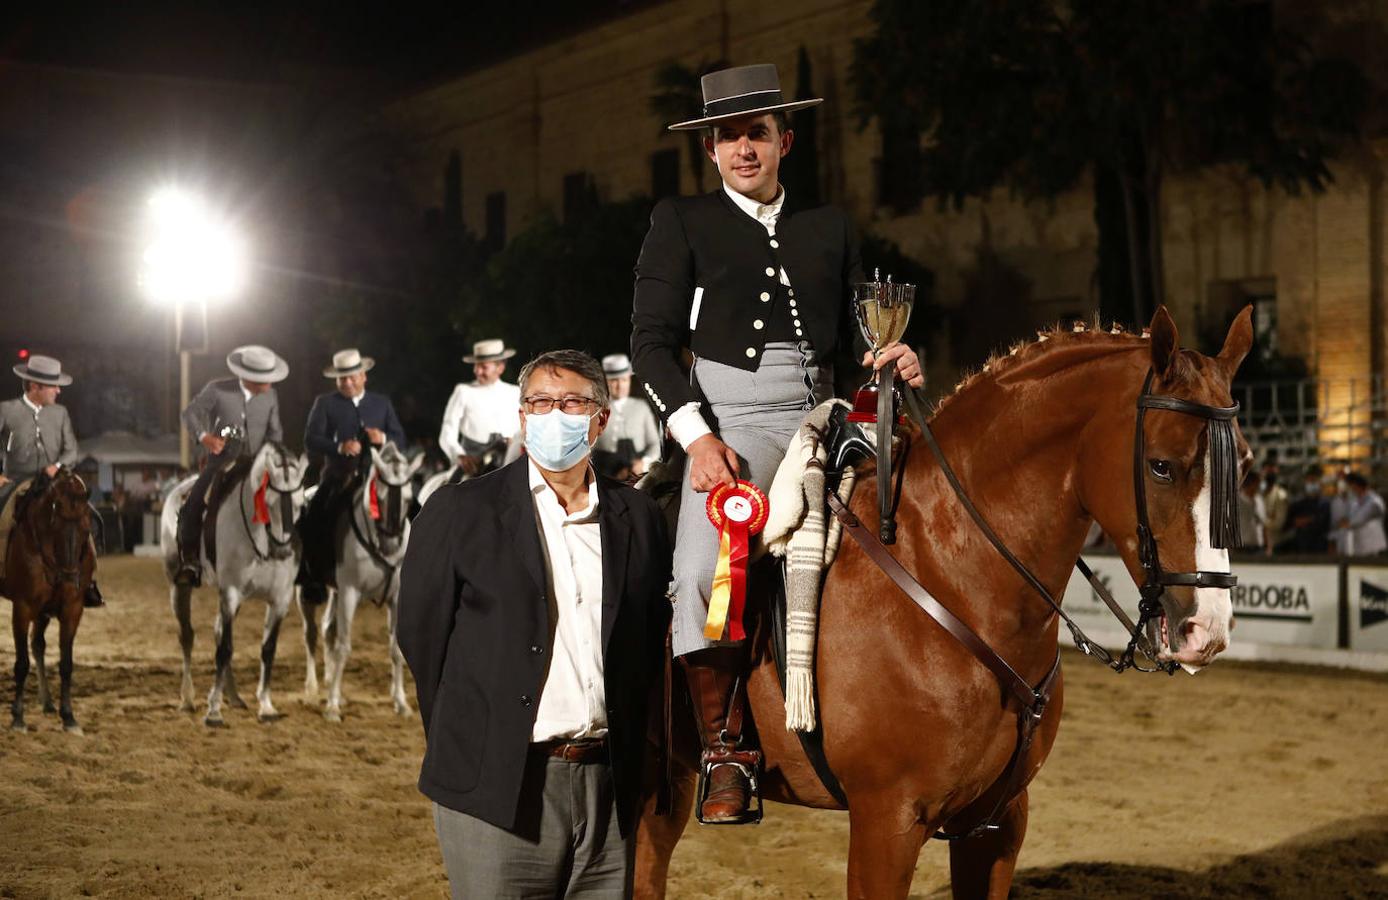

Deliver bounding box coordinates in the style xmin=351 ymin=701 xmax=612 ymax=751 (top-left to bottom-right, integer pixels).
xmin=1 ymin=555 xmax=1387 ymax=898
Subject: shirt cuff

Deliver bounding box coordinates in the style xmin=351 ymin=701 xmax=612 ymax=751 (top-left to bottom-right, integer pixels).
xmin=667 ymin=402 xmax=712 ymax=450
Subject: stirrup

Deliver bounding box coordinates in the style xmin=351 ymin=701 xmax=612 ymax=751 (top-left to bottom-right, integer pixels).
xmin=695 ymin=748 xmax=764 ymax=826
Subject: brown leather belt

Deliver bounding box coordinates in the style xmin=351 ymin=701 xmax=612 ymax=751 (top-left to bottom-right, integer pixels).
xmin=532 ymin=737 xmax=608 ymax=764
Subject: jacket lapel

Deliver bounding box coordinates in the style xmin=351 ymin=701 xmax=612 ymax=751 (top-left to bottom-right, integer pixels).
xmin=598 ymin=479 xmax=631 ymax=657
xmin=497 ymin=461 xmax=549 ymax=602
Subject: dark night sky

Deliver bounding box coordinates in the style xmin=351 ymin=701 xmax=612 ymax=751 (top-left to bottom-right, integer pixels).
xmin=2 ymin=2 xmax=664 ymax=87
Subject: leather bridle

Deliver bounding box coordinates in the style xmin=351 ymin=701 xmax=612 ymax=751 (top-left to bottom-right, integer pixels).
xmin=1128 ymin=369 xmax=1241 ymax=664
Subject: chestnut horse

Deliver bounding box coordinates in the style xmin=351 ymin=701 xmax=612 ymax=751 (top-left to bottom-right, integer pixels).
xmin=2 ymin=469 xmax=96 ymax=734
xmin=635 ymin=306 xmax=1253 ymax=899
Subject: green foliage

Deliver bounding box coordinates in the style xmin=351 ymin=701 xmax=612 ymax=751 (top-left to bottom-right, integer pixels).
xmin=852 ymin=0 xmax=1371 ymax=325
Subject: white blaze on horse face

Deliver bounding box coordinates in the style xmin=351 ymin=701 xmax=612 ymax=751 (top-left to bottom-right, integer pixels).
xmin=1181 ymin=443 xmax=1233 ymax=671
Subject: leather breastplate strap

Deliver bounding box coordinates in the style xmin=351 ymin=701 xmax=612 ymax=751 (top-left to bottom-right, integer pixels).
xmin=826 ymin=490 xmax=1059 ymax=839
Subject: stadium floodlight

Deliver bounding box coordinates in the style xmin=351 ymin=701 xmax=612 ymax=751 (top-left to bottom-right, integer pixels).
xmin=138 ymin=188 xmax=248 ymax=307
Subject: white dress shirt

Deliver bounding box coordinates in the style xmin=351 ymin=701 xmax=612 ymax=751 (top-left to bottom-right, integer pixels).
xmin=438 ymin=379 xmax=521 ymax=461
xmin=527 ymin=460 xmax=607 ymax=741
xmin=666 ymin=184 xmax=791 ymax=450
xmin=593 ymin=396 xmax=662 ymax=467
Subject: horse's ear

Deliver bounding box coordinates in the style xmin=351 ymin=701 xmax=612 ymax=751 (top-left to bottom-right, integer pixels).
xmin=250 ymin=445 xmax=269 ymax=486
xmin=369 ymin=445 xmax=383 ymax=469
xmin=1217 ymin=304 xmax=1255 ymax=380
xmin=297 ymin=452 xmax=309 ymax=472
xmin=1148 ymin=305 xmax=1180 ymax=378
xmin=408 ymin=453 xmax=425 ymax=476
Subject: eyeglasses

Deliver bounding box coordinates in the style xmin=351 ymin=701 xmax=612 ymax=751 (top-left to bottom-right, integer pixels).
xmin=523 ymin=395 xmax=598 ymax=415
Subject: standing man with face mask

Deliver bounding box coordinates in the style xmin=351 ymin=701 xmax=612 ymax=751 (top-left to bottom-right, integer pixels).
xmin=438 ymin=339 xmax=522 ymax=479
xmin=297 ymin=348 xmax=407 ymax=604
xmin=631 ymin=63 xmax=923 ymax=823
xmin=399 ymin=349 xmax=671 ymax=898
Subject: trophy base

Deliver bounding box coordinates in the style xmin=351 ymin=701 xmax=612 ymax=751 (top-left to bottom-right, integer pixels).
xmin=845 ymin=384 xmax=906 ymax=425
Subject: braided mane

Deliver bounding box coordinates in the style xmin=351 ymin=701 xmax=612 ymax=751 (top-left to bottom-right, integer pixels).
xmin=932 ymin=318 xmax=1152 ymax=415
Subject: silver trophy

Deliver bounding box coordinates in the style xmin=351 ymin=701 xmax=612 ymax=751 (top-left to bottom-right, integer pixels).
xmin=848 ymin=270 xmax=916 ymax=544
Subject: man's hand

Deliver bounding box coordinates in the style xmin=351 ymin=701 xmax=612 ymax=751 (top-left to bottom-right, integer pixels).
xmin=458 ymin=455 xmax=482 ymax=477
xmin=43 ymin=464 xmax=59 ymax=478
xmin=200 ymin=433 xmax=226 ymax=456
xmin=862 ymin=342 xmax=924 ymax=388
xmin=631 ymin=459 xmax=648 ymax=477
xmin=340 ymin=439 xmax=362 ymax=457
xmin=687 ymin=435 xmax=739 ymax=493
xmin=0 ymin=475 xmax=9 ymax=487
xmin=364 ymin=427 xmax=386 ymax=447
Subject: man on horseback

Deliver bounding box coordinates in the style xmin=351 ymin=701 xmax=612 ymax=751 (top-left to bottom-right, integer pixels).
xmin=173 ymin=345 xmax=288 ymax=587
xmin=0 ymin=355 xmax=104 ymax=608
xmin=296 ymin=348 xmax=406 ymax=604
xmin=438 ymin=338 xmax=521 ymax=479
xmin=592 ymin=353 xmax=662 ymax=481
xmin=631 ymin=63 xmax=923 ymax=823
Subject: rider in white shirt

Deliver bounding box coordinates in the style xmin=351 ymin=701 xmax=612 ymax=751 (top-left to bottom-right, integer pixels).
xmin=438 ymin=339 xmax=522 ymax=477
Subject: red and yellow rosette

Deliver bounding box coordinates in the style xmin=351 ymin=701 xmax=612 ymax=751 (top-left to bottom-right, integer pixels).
xmin=703 ymin=480 xmax=769 ymax=641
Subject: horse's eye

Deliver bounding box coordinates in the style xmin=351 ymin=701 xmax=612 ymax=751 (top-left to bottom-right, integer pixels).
xmin=1148 ymin=459 xmax=1174 ymax=483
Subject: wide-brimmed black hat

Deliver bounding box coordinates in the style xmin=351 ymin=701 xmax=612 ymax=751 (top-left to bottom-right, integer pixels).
xmin=668 ymin=63 xmax=822 ymax=131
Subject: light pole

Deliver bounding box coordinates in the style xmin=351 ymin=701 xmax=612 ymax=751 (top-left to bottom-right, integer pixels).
xmin=138 ymin=188 xmax=248 ymax=469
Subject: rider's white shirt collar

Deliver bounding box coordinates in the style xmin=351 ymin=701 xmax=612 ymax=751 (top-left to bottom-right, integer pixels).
xmin=21 ymin=395 xmax=41 ymax=416
xmin=723 ymin=182 xmax=784 ymax=235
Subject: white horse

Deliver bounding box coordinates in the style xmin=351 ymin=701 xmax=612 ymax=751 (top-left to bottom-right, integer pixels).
xmin=160 ymin=442 xmax=308 ymax=727
xmin=416 ymin=439 xmax=514 ymax=506
xmin=298 ymin=443 xmax=422 ymax=722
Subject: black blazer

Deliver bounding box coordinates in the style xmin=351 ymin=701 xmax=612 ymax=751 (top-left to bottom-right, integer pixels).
xmin=630 ymin=189 xmax=863 ymax=426
xmin=304 ymin=390 xmax=406 ymax=472
xmin=397 ymin=459 xmax=672 ymax=836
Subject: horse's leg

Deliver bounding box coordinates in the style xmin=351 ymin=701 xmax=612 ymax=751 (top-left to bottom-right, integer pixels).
xmin=205 ymin=587 xmax=242 ymax=727
xmin=632 ymin=766 xmax=697 ymax=900
xmin=947 ymin=790 xmax=1029 ymax=900
xmin=57 ymin=599 xmax=82 ymax=734
xmin=11 ymin=604 xmax=31 ymax=732
xmin=296 ymin=589 xmax=321 ymax=701
xmin=255 ymin=586 xmax=290 ymax=722
xmin=845 ymin=799 xmax=930 ymax=900
xmin=31 ymin=613 xmax=53 ymax=714
xmin=386 ymin=592 xmax=409 ymax=715
xmin=320 ymin=590 xmax=340 ymax=708
xmin=171 ymin=583 xmax=197 ymax=712
xmin=324 ymin=585 xmax=359 ymax=722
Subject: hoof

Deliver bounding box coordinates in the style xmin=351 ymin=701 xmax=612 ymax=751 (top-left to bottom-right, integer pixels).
xmin=42 ymin=702 xmax=57 ymax=714
xmin=323 ymin=707 xmax=342 ymax=723
xmin=203 ymin=715 xmax=226 ymax=729
xmin=394 ymin=702 xmax=413 ymax=717
xmin=180 ymin=698 xmax=196 ymax=713
xmin=257 ymin=711 xmax=283 ymax=724
xmin=63 ymin=722 xmax=84 ymax=736
xmin=10 ymin=720 xmax=26 ymax=733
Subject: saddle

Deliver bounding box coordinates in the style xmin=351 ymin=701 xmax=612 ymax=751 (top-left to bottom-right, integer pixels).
xmin=201 ymin=456 xmax=254 ymax=569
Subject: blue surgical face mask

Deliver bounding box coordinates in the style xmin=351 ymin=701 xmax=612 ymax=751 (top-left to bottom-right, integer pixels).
xmin=524 ymin=410 xmax=596 ymax=471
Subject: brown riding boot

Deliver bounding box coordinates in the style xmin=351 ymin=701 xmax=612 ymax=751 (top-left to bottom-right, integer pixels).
xmin=681 ymin=649 xmax=761 ymax=824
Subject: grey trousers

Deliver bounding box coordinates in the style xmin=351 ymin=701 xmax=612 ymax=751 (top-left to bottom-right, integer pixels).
xmin=432 ymin=755 xmax=631 ymax=899
xmin=670 ymin=342 xmax=832 ymax=657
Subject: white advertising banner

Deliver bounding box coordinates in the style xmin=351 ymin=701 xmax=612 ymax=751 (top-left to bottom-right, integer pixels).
xmin=1347 ymin=566 xmax=1388 ymax=653
xmin=1062 ymin=555 xmax=1340 ymax=650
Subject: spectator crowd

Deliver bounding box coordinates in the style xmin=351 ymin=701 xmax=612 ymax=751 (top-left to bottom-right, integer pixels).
xmin=1239 ymin=461 xmax=1387 ymax=557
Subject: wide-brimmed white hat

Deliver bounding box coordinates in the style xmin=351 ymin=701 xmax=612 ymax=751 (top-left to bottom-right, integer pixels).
xmin=667 ymin=64 xmax=822 ymax=131
xmin=13 ymin=354 xmax=72 ymax=386
xmin=323 ymin=348 xmax=375 ymax=378
xmin=463 ymin=339 xmax=516 ymax=364
xmin=601 ymin=353 xmax=633 ymax=378
xmin=227 ymin=345 xmax=289 ymax=383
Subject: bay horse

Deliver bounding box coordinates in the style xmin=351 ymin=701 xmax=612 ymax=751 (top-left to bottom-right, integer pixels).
xmin=297 ymin=442 xmax=422 ymax=721
xmin=160 ymin=442 xmax=308 ymax=726
xmin=635 ymin=306 xmax=1253 ymax=899
xmin=3 ymin=469 xmax=95 ymax=734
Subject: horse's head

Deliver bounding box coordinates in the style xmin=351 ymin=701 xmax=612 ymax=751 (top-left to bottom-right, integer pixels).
xmin=251 ymin=443 xmax=309 ymax=560
xmin=48 ymin=469 xmax=92 ymax=523
xmin=1088 ymin=306 xmax=1253 ymax=671
xmin=368 ymin=442 xmax=424 ymax=554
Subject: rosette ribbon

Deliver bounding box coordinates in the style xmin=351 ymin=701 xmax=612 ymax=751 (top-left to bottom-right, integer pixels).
xmin=703 ymin=480 xmax=769 ymax=641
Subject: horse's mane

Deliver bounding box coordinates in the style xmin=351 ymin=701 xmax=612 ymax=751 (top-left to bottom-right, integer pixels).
xmin=932 ymin=317 xmax=1162 ymax=416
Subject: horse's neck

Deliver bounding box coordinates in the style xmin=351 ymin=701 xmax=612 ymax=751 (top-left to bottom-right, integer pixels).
xmin=912 ymin=348 xmax=1140 ymax=631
